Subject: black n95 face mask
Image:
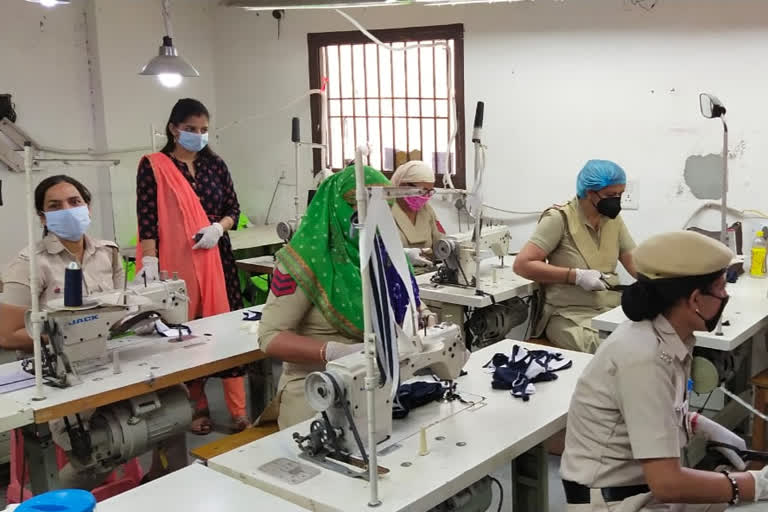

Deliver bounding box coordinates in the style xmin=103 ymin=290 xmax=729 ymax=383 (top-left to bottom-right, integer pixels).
xmin=596 ymin=196 xmax=622 ymax=219
xmin=697 ymin=295 xmax=729 ymax=332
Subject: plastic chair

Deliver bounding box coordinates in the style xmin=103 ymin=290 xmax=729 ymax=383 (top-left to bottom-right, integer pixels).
xmin=7 ymin=429 xmax=143 ymax=503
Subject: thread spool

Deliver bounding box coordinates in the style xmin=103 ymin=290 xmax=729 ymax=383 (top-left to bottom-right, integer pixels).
xmin=418 ymin=427 xmax=429 ymax=456
xmin=64 ymin=261 xmax=83 ymax=307
xmin=113 ymin=350 xmax=122 ymax=375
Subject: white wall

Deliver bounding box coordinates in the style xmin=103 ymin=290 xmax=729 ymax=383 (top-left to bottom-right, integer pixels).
xmin=211 ymin=0 xmax=768 ymax=254
xmin=4 ymin=0 xmax=768 ymax=268
xmin=0 ymin=0 xmax=102 ymax=264
xmin=0 ymin=0 xmax=217 ymax=268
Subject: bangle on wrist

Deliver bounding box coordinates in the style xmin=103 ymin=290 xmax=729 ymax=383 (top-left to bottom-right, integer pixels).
xmin=320 ymin=342 xmax=328 ymax=363
xmin=566 ymin=268 xmax=573 ymax=284
xmin=721 ymin=470 xmax=740 ymax=506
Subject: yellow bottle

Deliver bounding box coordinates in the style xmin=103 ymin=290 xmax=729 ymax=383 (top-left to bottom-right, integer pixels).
xmin=750 ymin=230 xmax=767 ymax=278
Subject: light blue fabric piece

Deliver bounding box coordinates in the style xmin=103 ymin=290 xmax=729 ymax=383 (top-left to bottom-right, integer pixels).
xmin=16 ymin=489 xmax=96 ymax=512
xmin=576 ymin=159 xmax=627 ymax=198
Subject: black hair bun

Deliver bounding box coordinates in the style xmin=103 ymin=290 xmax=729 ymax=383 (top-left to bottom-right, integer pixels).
xmin=621 ymin=280 xmax=661 ymax=321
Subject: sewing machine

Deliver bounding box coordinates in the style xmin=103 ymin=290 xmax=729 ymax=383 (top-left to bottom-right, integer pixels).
xmin=432 ymin=225 xmax=511 ymax=287
xmin=31 ymin=278 xmax=188 ymax=388
xmin=293 ymin=322 xmax=466 ymax=477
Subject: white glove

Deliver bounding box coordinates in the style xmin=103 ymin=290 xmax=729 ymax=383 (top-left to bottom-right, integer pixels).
xmin=134 ymin=256 xmax=160 ymax=283
xmin=192 ymin=222 xmax=224 ymax=250
xmin=749 ymin=465 xmax=768 ymax=501
xmin=419 ymin=307 xmax=438 ymax=328
xmin=323 ymin=341 xmax=363 ymax=362
xmin=574 ymin=269 xmax=607 ymax=291
xmin=690 ymin=413 xmax=747 ymax=471
xmin=405 ymin=248 xmax=431 ymax=267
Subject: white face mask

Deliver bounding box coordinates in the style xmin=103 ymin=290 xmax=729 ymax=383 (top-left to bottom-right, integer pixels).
xmin=177 ymin=130 xmax=208 ymax=152
xmin=44 ymin=205 xmax=91 ymax=241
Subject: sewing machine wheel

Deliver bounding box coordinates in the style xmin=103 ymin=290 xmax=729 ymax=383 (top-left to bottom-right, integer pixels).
xmin=305 ymin=371 xmax=338 ymax=412
xmin=433 ymin=239 xmax=457 ymax=262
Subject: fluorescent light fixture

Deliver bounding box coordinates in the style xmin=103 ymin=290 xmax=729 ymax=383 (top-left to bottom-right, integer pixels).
xmin=221 ymin=0 xmax=406 ymax=9
xmin=221 ymin=0 xmax=528 ymax=8
xmin=26 ymin=0 xmax=70 ymax=6
xmin=140 ymin=0 xmax=199 ymax=88
xmin=418 ymin=0 xmax=529 ymax=4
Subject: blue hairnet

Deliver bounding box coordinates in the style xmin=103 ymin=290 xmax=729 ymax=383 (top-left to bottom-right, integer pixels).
xmin=576 ymin=160 xmax=627 ymax=198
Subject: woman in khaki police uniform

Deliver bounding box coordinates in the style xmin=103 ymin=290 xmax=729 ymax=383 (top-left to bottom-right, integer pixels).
xmin=259 ymin=165 xmax=432 ymax=429
xmin=514 ymin=159 xmax=637 ymax=353
xmin=0 ymin=176 xmax=185 ymax=487
xmin=2 ymin=175 xmax=124 ymax=352
xmin=561 ymin=231 xmax=768 ymax=510
xmin=390 ymin=161 xmax=444 ymax=267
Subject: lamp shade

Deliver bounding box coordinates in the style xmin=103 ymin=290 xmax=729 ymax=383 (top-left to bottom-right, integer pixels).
xmin=139 ymin=36 xmax=199 ymax=78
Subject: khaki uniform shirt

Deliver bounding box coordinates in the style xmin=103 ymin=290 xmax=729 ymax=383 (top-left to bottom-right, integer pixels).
xmin=561 ymin=316 xmax=693 ymax=507
xmin=2 ymin=234 xmax=124 ymax=307
xmin=392 ymin=202 xmax=444 ymax=250
xmin=2 ymin=234 xmax=123 ymax=452
xmin=258 ymin=263 xmax=360 ymax=429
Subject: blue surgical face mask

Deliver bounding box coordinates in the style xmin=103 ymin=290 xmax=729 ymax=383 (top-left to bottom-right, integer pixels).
xmin=44 ymin=205 xmax=91 ymax=241
xmin=177 ymin=130 xmax=208 ymax=153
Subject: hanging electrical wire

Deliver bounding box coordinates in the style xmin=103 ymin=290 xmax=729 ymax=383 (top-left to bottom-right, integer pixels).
xmin=215 ymin=85 xmax=328 ymax=134
xmin=482 ymin=204 xmax=544 ymax=216
xmin=335 ymin=9 xmax=459 ymax=189
xmin=682 ymin=201 xmax=768 ymax=230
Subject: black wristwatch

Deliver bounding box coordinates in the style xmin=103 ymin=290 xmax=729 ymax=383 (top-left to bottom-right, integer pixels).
xmin=721 ymin=470 xmax=740 ymax=506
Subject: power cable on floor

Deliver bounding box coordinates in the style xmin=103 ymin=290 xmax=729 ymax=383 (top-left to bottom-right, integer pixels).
xmin=489 ymin=476 xmax=504 ymax=512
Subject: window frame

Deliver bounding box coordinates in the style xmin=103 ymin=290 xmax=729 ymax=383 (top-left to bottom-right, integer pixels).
xmin=307 ymin=23 xmax=466 ymax=189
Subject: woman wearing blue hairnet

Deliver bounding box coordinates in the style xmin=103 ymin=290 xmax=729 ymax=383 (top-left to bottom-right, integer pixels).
xmin=514 ymin=160 xmax=637 ymax=353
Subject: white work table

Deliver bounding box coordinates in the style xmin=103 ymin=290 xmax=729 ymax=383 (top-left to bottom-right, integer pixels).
xmin=0 ymin=395 xmax=34 ymax=433
xmin=417 ymin=257 xmax=533 ymax=308
xmin=207 ymin=339 xmax=592 ymax=512
xmin=236 ymin=255 xmax=277 ymax=275
xmin=592 ymin=276 xmax=768 ymax=352
xmin=119 ymin=225 xmax=282 ymax=259
xmin=98 ymin=463 xmax=304 ymax=511
xmin=229 ymin=224 xmax=283 ymax=253
xmin=0 ymin=309 xmax=264 ymax=425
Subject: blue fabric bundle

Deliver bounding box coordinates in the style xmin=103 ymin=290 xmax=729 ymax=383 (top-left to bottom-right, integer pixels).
xmin=488 ymin=345 xmax=573 ymax=401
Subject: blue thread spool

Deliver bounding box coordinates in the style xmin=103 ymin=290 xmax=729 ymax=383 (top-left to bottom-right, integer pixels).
xmin=64 ymin=261 xmax=83 ymax=307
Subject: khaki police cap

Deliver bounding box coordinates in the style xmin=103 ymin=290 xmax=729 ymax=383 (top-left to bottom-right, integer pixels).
xmin=634 ymin=231 xmax=733 ymax=280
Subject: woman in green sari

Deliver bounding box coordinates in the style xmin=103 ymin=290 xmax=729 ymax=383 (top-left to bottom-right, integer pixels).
xmin=258 ymin=165 xmax=429 ymax=429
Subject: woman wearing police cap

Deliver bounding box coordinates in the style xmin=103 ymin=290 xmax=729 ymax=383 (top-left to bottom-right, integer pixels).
xmin=561 ymin=231 xmax=768 ymax=510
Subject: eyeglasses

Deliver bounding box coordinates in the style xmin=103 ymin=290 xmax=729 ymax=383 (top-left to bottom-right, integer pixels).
xmin=405 ymin=184 xmax=436 ymax=198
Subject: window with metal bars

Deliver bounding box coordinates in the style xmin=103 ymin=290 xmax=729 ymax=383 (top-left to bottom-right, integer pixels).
xmin=308 ymin=24 xmax=466 ymax=189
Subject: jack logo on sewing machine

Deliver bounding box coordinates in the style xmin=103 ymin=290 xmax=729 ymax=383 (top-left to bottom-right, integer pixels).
xmin=67 ymin=315 xmax=99 ymax=326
